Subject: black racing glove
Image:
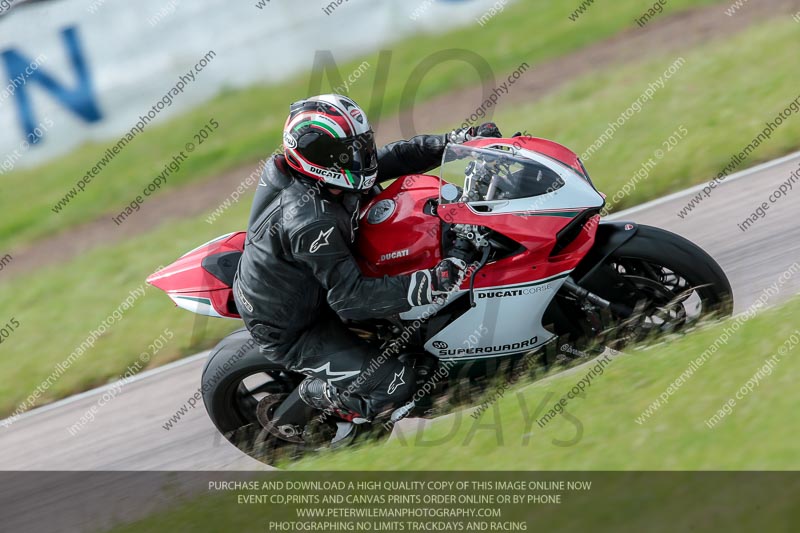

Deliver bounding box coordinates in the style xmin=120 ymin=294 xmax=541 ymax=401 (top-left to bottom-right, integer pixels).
xmin=433 ymin=257 xmax=468 ymax=292
xmin=447 ymin=123 xmax=503 ymax=144
xmin=475 ymin=122 xmax=502 ymax=138
xmin=408 ymin=258 xmax=468 ymax=307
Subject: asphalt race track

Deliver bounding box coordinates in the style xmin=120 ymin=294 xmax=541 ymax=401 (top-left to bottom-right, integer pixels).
xmin=1 ymin=152 xmax=798 ymax=471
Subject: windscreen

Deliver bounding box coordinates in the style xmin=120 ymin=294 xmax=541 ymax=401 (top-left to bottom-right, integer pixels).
xmin=439 ymin=144 xmax=565 ymax=204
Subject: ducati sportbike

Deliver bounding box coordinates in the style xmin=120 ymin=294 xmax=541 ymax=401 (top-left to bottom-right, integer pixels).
xmin=147 ymin=136 xmax=733 ymax=459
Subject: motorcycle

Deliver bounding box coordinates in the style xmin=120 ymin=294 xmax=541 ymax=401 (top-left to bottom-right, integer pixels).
xmin=147 ymin=136 xmax=733 ymax=459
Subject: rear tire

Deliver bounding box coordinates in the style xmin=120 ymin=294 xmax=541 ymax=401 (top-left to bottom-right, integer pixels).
xmin=201 ymin=328 xmax=302 ymax=460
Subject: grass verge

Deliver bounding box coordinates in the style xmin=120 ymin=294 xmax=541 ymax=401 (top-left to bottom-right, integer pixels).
xmin=0 ymin=203 xmax=251 ymax=417
xmin=491 ymin=16 xmax=800 ymax=211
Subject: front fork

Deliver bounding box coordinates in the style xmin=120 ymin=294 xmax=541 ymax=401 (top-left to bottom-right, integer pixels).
xmin=562 ymin=276 xmax=633 ymax=319
xmin=543 ymin=274 xmax=634 ymax=356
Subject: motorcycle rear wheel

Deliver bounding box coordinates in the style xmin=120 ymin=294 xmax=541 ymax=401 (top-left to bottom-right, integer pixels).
xmin=201 ymin=328 xmax=303 ymax=460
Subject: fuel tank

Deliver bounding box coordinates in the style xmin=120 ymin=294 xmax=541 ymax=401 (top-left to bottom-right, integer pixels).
xmin=356 ymin=174 xmax=442 ymax=277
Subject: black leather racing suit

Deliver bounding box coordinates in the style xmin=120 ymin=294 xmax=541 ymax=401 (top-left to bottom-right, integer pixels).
xmin=233 ymin=134 xmax=449 ymax=419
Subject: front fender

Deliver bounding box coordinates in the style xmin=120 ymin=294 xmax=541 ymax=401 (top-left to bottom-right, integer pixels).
xmin=572 ymin=221 xmax=639 ymax=284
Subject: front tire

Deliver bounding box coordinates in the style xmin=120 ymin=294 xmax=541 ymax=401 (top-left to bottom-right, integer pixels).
xmin=606 ymin=224 xmax=732 ymax=337
xmin=559 ymin=224 xmax=733 ymax=349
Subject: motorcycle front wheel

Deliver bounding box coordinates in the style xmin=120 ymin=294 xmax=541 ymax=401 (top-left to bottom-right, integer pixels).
xmin=556 ymin=224 xmax=733 ymax=350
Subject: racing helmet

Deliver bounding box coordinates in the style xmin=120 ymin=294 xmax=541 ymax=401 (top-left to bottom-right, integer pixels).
xmin=282 ymin=94 xmax=378 ymax=191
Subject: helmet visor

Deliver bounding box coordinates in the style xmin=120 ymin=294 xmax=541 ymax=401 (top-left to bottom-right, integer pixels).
xmin=299 ymin=131 xmax=378 ymax=177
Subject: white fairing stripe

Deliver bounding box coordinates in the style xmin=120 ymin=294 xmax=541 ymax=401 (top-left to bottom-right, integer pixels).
xmin=170 ymin=295 xmax=225 ymax=318
xmin=422 ymin=272 xmax=571 ymax=360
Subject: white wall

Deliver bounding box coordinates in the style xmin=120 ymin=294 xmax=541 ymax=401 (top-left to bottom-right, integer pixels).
xmin=0 ymin=0 xmax=515 ymax=168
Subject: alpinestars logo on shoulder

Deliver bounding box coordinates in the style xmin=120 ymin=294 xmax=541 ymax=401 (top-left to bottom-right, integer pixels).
xmin=310 ymin=227 xmax=334 ymax=253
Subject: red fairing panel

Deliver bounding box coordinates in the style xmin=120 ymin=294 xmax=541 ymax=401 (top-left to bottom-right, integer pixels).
xmin=439 ymin=203 xmax=599 ymax=289
xmin=357 ymin=174 xmax=443 ymax=277
xmin=146 ymin=232 xmax=245 ymax=319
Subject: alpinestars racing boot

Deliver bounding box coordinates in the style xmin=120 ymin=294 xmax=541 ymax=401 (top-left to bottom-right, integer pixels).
xmin=298 ymin=377 xmax=368 ymax=424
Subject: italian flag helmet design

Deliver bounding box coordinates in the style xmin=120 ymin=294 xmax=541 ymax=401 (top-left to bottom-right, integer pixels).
xmin=283 ymin=94 xmax=378 ymax=191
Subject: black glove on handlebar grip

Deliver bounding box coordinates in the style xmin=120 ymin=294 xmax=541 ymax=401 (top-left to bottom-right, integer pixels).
xmin=475 ymin=122 xmax=502 ymax=138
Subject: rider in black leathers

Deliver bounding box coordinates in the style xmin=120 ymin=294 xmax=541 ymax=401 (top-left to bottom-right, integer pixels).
xmin=233 ymin=94 xmax=499 ymax=440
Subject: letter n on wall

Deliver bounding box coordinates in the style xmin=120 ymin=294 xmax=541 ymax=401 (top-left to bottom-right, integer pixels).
xmin=2 ymin=25 xmax=102 ymax=144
